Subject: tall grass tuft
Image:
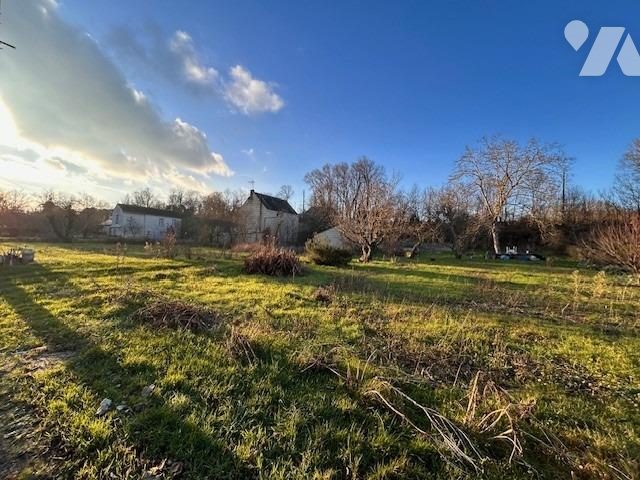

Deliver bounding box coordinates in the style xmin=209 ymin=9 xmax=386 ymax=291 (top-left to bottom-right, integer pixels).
xmin=244 ymin=245 xmax=302 ymax=277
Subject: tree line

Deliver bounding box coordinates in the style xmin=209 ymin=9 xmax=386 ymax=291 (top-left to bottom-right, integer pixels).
xmin=303 ymin=136 xmax=639 ymax=266
xmin=0 ymin=185 xmax=294 ymax=245
xmin=1 ymin=135 xmax=638 ymax=270
xmin=0 ymin=187 xmax=250 ymax=244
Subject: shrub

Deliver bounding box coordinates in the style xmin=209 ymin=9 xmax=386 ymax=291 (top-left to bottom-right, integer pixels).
xmin=144 ymin=233 xmax=178 ymax=259
xmin=244 ymin=246 xmax=302 ymax=276
xmin=305 ymin=238 xmax=352 ymax=267
xmin=582 ymin=214 xmax=640 ymax=274
xmin=161 ymin=232 xmax=178 ymax=259
xmin=312 ymin=284 xmax=336 ymax=304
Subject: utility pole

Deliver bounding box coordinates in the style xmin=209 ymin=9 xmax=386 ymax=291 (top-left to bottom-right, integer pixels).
xmin=561 ymin=167 xmax=567 ymax=218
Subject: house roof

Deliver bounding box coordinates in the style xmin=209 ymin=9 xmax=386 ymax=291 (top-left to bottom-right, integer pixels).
xmin=116 ymin=204 xmax=182 ymax=218
xmin=253 ymin=191 xmax=297 ymax=215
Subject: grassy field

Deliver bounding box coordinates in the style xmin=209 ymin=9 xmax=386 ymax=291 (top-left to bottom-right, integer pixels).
xmin=0 ymin=243 xmax=638 ymax=479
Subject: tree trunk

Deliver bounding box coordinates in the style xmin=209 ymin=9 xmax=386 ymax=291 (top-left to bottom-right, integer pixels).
xmin=452 ymin=239 xmax=463 ymax=259
xmin=450 ymin=230 xmax=462 ymax=259
xmin=491 ymin=222 xmax=501 ymax=254
xmin=408 ymin=241 xmax=421 ymax=259
xmin=360 ymin=244 xmax=372 ymax=263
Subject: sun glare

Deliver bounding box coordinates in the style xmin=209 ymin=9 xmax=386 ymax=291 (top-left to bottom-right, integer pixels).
xmin=0 ymin=98 xmax=19 ymax=144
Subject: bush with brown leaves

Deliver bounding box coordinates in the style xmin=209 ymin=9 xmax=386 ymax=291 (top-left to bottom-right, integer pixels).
xmin=243 ymin=246 xmax=302 ymax=276
xmin=582 ymin=214 xmax=640 ymax=274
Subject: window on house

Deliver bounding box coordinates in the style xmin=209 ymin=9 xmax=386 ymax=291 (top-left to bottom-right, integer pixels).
xmin=159 ymin=217 xmax=165 ymax=227
xmin=115 ymin=214 xmax=119 ymax=225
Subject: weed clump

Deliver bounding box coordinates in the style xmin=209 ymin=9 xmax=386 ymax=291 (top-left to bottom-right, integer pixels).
xmin=144 ymin=232 xmax=178 ymax=259
xmin=132 ymin=297 xmax=222 ymax=331
xmin=243 ymin=246 xmax=302 ymax=276
xmin=225 ymin=327 xmax=258 ymax=365
xmin=305 ymin=238 xmax=353 ymax=267
xmin=312 ymin=284 xmax=336 ymax=304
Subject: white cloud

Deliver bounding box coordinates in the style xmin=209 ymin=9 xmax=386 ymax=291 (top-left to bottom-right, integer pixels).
xmin=224 ymin=65 xmax=284 ymax=115
xmin=131 ymin=87 xmax=147 ymax=104
xmin=110 ymin=26 xmax=284 ymax=115
xmin=0 ymin=1 xmax=232 ymax=202
xmin=169 ymin=30 xmax=218 ymax=88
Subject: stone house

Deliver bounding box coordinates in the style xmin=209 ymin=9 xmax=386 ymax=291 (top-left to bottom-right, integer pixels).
xmin=108 ymin=204 xmax=182 ymax=240
xmin=239 ymin=190 xmax=298 ymax=245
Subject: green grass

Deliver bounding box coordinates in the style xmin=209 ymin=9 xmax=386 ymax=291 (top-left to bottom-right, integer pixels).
xmin=0 ymin=243 xmax=638 ymax=479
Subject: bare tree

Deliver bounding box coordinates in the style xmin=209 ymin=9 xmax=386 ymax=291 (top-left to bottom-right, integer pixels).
xmin=615 ymin=139 xmax=640 ymax=213
xmin=197 ymin=189 xmax=245 ymax=245
xmin=427 ymin=184 xmax=480 ymax=258
xmin=277 ymin=185 xmax=294 ymax=201
xmin=401 ymin=186 xmax=440 ymax=258
xmin=305 ymin=157 xmax=401 ymax=262
xmin=582 ymin=213 xmax=640 ymax=273
xmin=126 ymin=188 xmax=160 ymax=208
xmin=124 ymin=216 xmax=142 ymax=237
xmin=40 ymin=191 xmax=77 ymax=241
xmin=452 ymin=137 xmax=565 ymax=254
xmin=304 ymin=163 xmax=345 ymax=214
xmin=168 ymin=189 xmax=202 ymax=215
xmin=0 ymin=189 xmax=29 ymax=213
xmin=77 ymin=193 xmax=109 ymax=238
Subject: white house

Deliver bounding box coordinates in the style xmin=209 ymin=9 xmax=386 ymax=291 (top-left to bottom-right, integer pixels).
xmin=239 ymin=190 xmax=298 ymax=244
xmin=108 ymin=204 xmax=182 ymax=240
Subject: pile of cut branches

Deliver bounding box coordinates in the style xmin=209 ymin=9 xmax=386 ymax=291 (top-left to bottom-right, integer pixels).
xmin=132 ymin=297 xmax=222 ymax=331
xmin=243 ymin=246 xmax=302 ymax=277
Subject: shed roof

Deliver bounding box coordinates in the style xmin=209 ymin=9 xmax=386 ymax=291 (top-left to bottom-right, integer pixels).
xmin=116 ymin=204 xmax=182 ymax=218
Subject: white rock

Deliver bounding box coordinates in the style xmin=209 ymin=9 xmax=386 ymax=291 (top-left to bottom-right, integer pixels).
xmin=96 ymin=398 xmax=112 ymax=416
xmin=142 ymin=384 xmax=156 ymax=397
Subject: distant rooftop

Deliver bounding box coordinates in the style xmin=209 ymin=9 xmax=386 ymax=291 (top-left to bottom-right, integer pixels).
xmin=116 ymin=204 xmax=182 ymax=218
xmin=252 ymin=191 xmax=297 ymax=215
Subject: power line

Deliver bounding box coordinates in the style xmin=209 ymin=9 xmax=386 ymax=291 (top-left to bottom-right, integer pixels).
xmin=0 ymin=0 xmax=16 ymax=50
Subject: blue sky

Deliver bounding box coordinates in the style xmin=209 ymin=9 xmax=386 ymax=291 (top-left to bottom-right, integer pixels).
xmin=1 ymin=1 xmax=639 ymax=208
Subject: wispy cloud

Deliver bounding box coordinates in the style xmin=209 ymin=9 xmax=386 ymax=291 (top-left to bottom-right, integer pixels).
xmin=109 ymin=25 xmax=284 ymax=115
xmin=169 ymin=30 xmax=219 ymax=88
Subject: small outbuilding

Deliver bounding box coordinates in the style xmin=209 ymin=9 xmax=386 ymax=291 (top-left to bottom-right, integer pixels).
xmin=108 ymin=204 xmax=182 ymax=240
xmin=239 ymin=190 xmax=298 ymax=245
xmin=312 ymin=226 xmax=352 ymax=250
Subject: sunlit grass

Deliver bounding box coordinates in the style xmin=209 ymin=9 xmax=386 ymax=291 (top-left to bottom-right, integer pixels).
xmin=0 ymin=243 xmax=638 ymax=479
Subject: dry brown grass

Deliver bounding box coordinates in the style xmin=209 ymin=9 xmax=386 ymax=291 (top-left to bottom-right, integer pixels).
xmin=225 ymin=326 xmax=258 ymax=365
xmin=132 ymin=297 xmax=223 ymax=331
xmin=311 ymin=284 xmax=336 ymax=304
xmin=243 ymin=246 xmax=302 ymax=276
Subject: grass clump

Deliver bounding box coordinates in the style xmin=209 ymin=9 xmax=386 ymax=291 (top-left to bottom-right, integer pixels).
xmin=305 ymin=238 xmax=352 ymax=266
xmin=312 ymin=284 xmax=336 ymax=304
xmin=243 ymin=245 xmax=302 ymax=276
xmin=132 ymin=297 xmax=223 ymax=331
